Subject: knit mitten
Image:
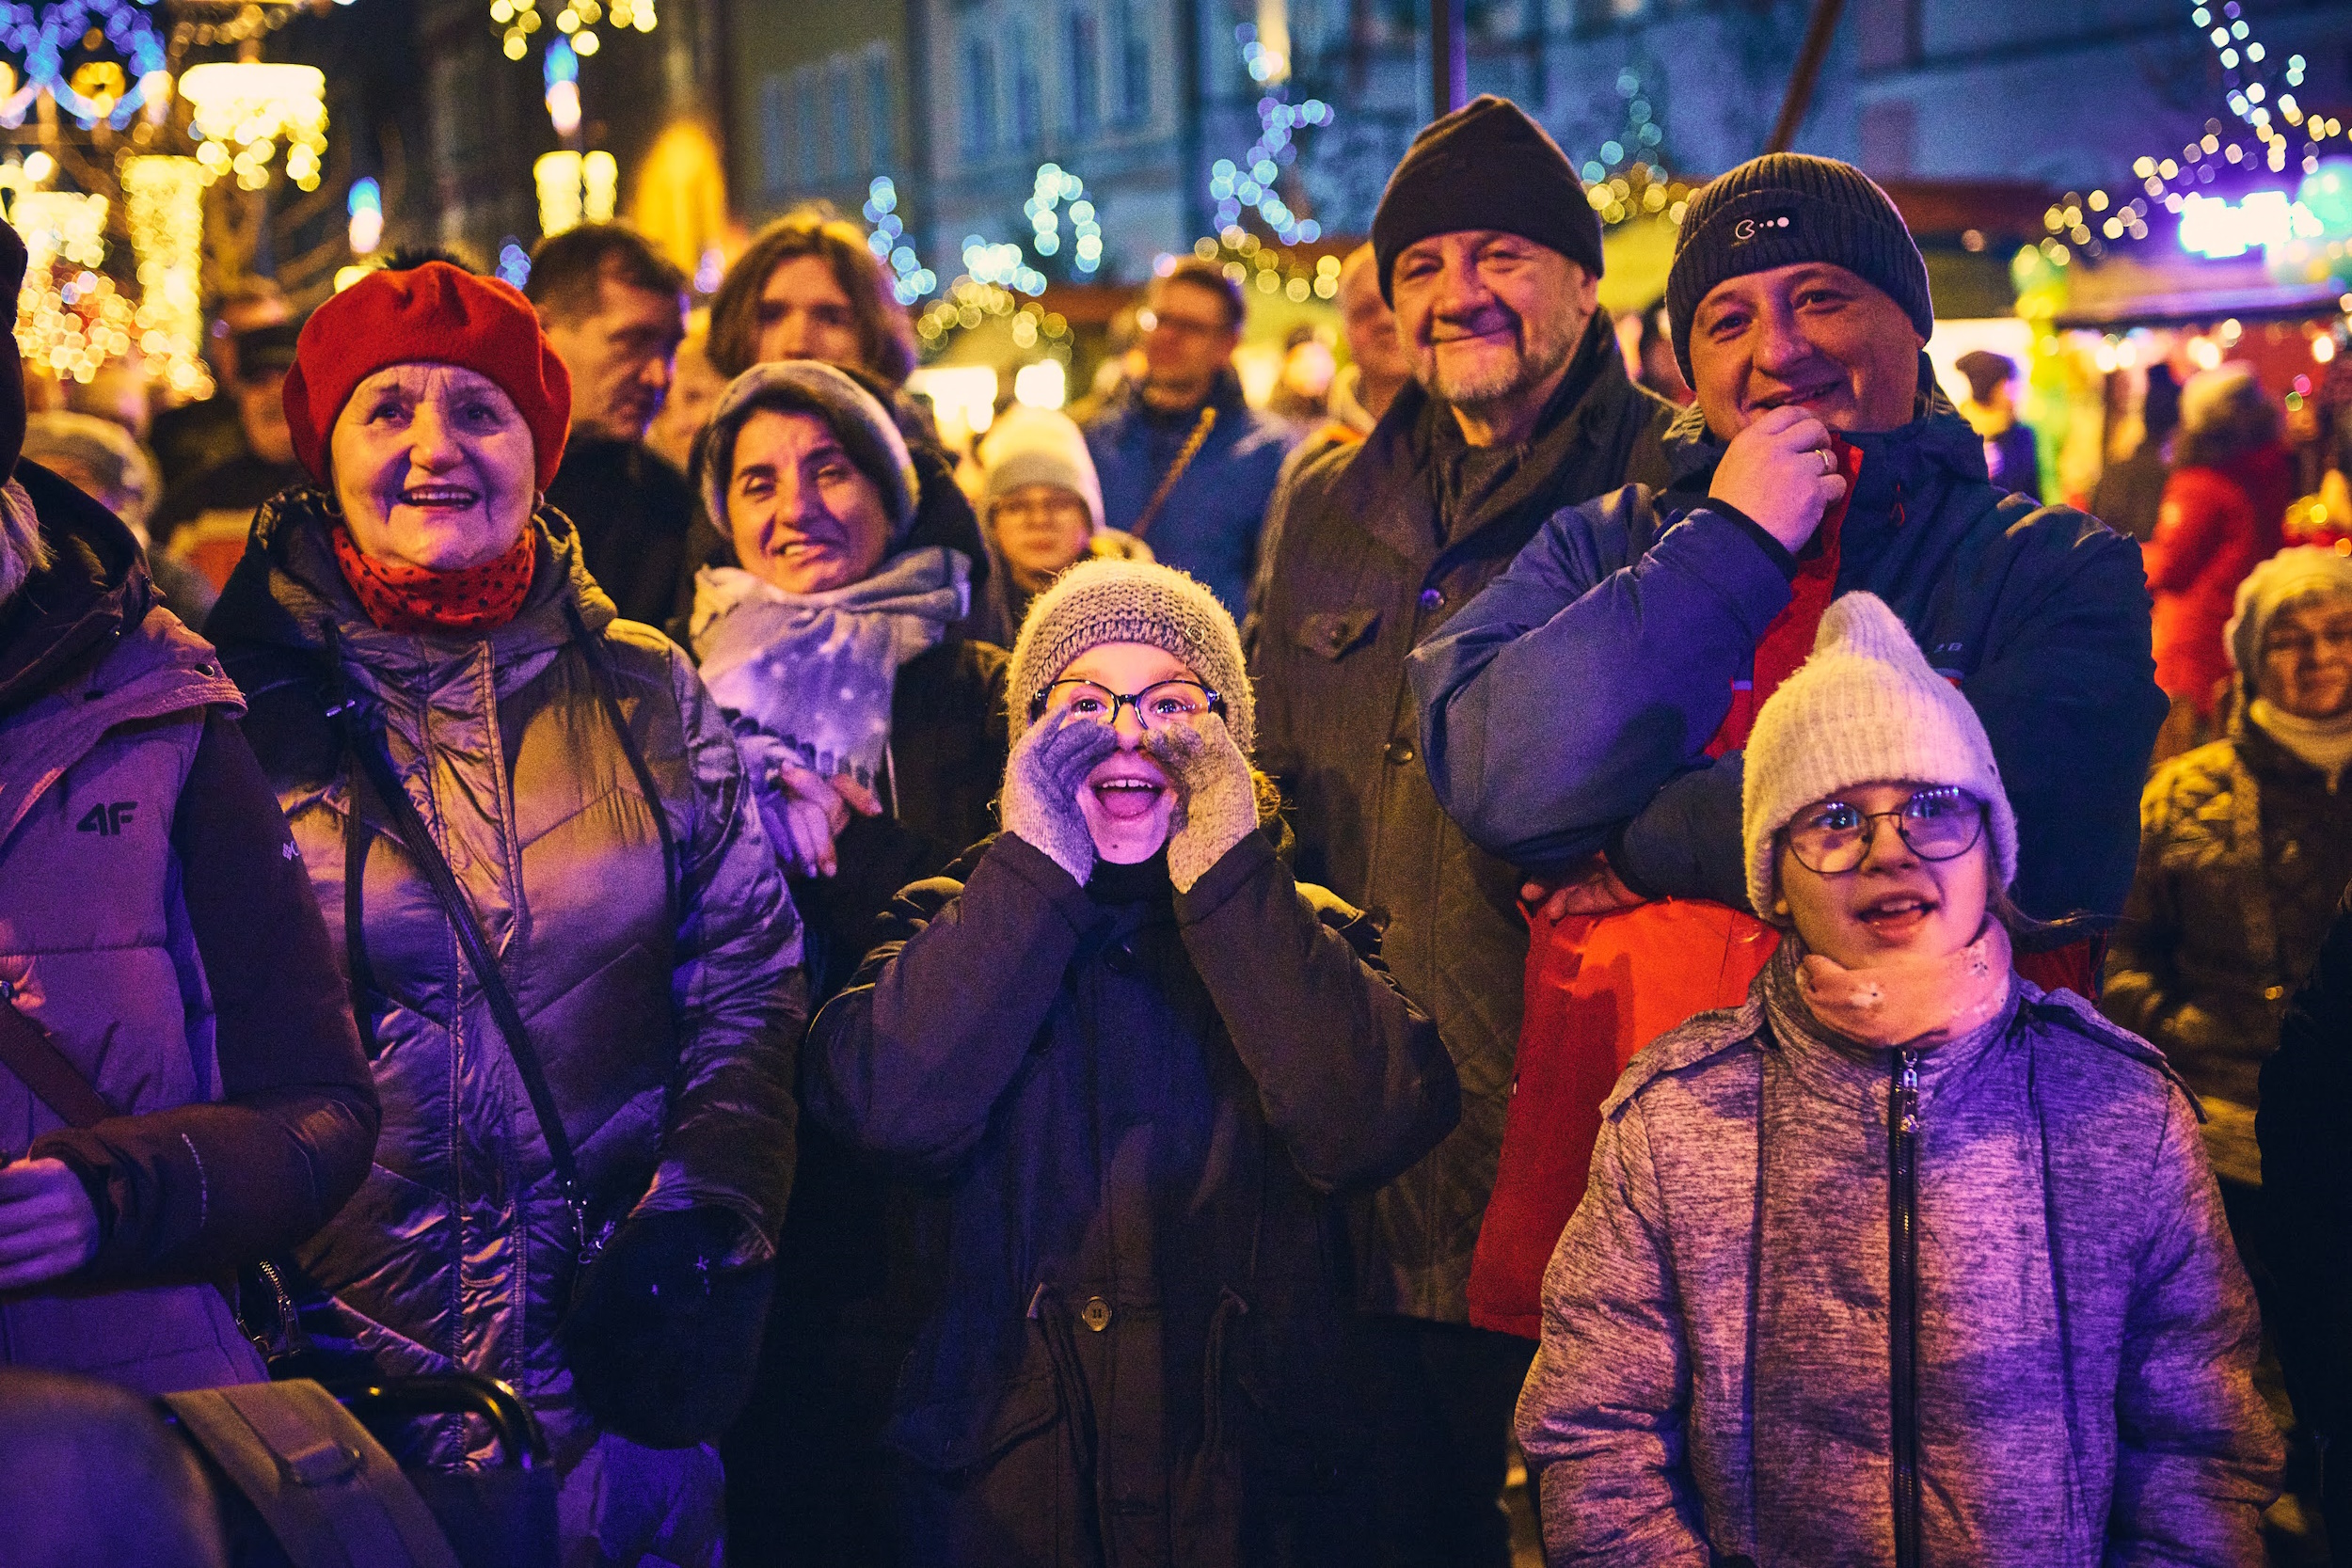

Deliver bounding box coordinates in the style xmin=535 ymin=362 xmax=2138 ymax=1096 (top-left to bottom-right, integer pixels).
xmin=1147 ymin=716 xmax=1260 ymax=893
xmin=1000 ymin=717 xmax=1120 ymax=886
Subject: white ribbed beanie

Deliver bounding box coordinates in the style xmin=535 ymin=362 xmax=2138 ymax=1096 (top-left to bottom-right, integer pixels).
xmin=1741 ymin=592 xmax=2017 ymax=920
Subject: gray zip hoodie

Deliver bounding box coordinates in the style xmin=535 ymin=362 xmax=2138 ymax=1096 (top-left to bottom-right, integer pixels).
xmin=1518 ymin=949 xmax=2279 ymax=1566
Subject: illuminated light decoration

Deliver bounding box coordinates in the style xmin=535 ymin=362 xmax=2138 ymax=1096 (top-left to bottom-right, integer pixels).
xmin=534 ymin=149 xmax=617 ymax=237
xmin=496 ymin=0 xmax=646 ymax=69
xmin=123 ymin=155 xmax=210 ymax=399
xmin=1012 ymin=358 xmax=1066 ymax=409
xmin=545 ymin=38 xmax=580 ymax=138
xmin=179 ymin=61 xmax=328 ymax=193
xmin=496 ymin=238 xmax=532 ymax=289
xmin=1023 ymin=164 xmax=1102 ymax=277
xmin=2178 ymin=187 xmax=2325 ymax=259
xmin=0 ymin=0 xmax=170 ymax=130
xmin=863 ymin=176 xmax=936 ymax=305
xmin=347 ymin=176 xmax=383 ymax=255
xmin=13 ymin=189 xmax=136 ymax=386
xmin=1206 ymin=24 xmax=1329 ymax=245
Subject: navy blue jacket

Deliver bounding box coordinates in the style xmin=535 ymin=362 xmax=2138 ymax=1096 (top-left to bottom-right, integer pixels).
xmin=1408 ymin=382 xmax=2164 ymax=924
xmin=1086 ymin=371 xmax=1297 ymax=614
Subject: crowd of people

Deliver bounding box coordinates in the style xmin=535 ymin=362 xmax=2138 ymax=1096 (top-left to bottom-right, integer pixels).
xmin=1 ymin=88 xmax=2348 ymax=1568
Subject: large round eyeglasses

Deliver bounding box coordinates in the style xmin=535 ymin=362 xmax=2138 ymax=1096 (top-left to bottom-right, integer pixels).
xmin=1029 ymin=678 xmax=1225 ymax=729
xmin=1785 ymin=786 xmax=1986 ymax=875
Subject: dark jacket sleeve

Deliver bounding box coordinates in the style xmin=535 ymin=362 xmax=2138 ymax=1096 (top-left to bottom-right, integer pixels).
xmin=633 ymin=645 xmax=810 ymax=1255
xmin=1172 ymin=832 xmax=1458 ymax=1193
xmin=803 ymin=834 xmax=1102 ymax=1177
xmin=32 ymin=710 xmax=379 ymax=1281
xmin=2258 ymin=879 xmax=2352 ymax=1436
xmin=1409 ymin=486 xmax=1792 ymax=872
xmin=1958 ymin=511 xmax=2164 ymax=920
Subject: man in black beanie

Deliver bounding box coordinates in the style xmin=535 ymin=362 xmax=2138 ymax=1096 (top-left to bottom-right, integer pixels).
xmin=1406 ymin=156 xmax=2165 ymax=1461
xmin=1248 ymin=93 xmax=1673 ymax=1568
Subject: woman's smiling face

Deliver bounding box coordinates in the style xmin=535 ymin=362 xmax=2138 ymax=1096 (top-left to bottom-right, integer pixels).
xmin=329 ymin=363 xmax=539 ymax=571
xmin=1776 ymin=779 xmax=1991 ymax=969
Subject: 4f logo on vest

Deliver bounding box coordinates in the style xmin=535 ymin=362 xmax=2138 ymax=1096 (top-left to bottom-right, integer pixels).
xmin=77 ymin=801 xmax=138 ymax=836
xmin=1733 ymin=212 xmax=1795 ymax=244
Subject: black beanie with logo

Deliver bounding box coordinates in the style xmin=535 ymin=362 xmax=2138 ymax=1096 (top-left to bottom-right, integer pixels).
xmin=1665 ymin=153 xmax=1933 ymax=380
xmin=1370 ymin=95 xmax=1604 ymax=303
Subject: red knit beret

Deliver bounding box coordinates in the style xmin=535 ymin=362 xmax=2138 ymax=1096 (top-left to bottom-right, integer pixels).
xmin=282 ymin=261 xmax=573 ymax=492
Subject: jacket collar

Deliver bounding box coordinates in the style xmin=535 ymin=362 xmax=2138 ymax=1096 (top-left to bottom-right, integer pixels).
xmin=1757 ymin=941 xmax=2019 ymax=1112
xmin=0 ymin=461 xmax=154 ymax=718
xmin=209 ymin=485 xmax=617 ymax=674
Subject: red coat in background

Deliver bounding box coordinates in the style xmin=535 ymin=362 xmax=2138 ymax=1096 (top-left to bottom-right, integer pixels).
xmin=2146 ymin=445 xmax=2290 ymax=717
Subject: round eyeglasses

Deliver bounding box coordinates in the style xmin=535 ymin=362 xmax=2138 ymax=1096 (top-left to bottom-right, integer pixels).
xmin=1029 ymin=678 xmax=1224 ymax=729
xmin=1785 ymin=786 xmax=1986 ymax=876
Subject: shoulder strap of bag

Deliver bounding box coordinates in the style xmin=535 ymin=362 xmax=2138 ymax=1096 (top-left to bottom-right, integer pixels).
xmin=318 ymin=621 xmax=596 ymax=1262
xmin=0 ymin=991 xmax=115 ymax=1130
xmin=162 ymin=1380 xmax=464 ymax=1568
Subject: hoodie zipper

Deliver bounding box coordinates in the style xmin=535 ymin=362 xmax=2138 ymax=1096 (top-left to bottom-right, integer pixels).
xmin=1889 ymin=1048 xmax=1922 ymax=1568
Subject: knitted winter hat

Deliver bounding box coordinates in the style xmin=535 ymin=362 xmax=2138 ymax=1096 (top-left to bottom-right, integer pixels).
xmin=981 ymin=407 xmax=1105 ymax=532
xmin=1370 ymin=94 xmax=1603 ymax=304
xmin=1667 ymin=153 xmax=1932 ymax=383
xmin=1741 ymin=593 xmax=2017 ymax=921
xmin=1005 ymin=557 xmax=1253 ymax=752
xmin=283 ymin=261 xmax=573 ymax=491
xmin=2225 ymin=545 xmax=2352 ymax=680
xmin=699 ymin=360 xmax=919 ymax=539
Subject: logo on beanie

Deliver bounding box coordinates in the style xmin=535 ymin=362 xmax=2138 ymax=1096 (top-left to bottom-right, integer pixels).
xmin=1733 ymin=211 xmax=1795 ymax=245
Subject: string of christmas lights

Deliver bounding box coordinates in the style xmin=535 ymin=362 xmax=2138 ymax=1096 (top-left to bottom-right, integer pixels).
xmin=0 ymin=0 xmax=167 ymax=129
xmin=124 ymin=153 xmax=209 ymax=398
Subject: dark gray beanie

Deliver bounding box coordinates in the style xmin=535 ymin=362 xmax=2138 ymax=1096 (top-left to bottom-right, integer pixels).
xmin=699 ymin=360 xmax=920 ymax=540
xmin=1666 ymin=153 xmax=1932 ymax=381
xmin=1370 ymin=95 xmax=1603 ymax=304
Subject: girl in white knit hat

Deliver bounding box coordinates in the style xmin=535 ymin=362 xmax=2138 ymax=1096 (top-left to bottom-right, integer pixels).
xmin=1517 ymin=592 xmax=2279 ymax=1565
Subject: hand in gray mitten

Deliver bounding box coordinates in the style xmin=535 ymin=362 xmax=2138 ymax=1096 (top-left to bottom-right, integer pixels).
xmin=1145 ymin=715 xmax=1260 ymax=893
xmin=1001 ymin=714 xmax=1121 ymax=885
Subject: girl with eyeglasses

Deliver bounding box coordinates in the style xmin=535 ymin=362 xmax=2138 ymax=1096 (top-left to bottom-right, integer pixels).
xmin=803 ymin=559 xmax=1460 ymax=1567
xmin=1517 ymin=592 xmax=2280 ymax=1566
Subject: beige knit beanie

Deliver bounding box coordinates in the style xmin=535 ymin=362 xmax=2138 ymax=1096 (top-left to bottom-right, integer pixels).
xmin=1741 ymin=592 xmax=2017 ymax=920
xmin=1005 ymin=557 xmax=1253 ymax=752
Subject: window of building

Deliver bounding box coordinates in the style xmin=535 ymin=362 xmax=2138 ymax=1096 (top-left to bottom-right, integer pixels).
xmin=830 ymin=57 xmax=858 ymax=181
xmin=1856 ymin=0 xmax=1921 ymax=71
xmin=1068 ymin=8 xmax=1101 ymax=137
xmin=961 ymin=33 xmax=997 ymax=159
xmin=866 ymin=50 xmax=895 ymax=169
xmin=1109 ymin=0 xmax=1148 ymax=126
xmin=1011 ymin=17 xmax=1043 ymax=150
xmin=794 ymin=64 xmax=822 ymax=186
xmin=757 ymin=72 xmax=790 ymax=197
xmin=1860 ymin=99 xmax=1917 ymax=176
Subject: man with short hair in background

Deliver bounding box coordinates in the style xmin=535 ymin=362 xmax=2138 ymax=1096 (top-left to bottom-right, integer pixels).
xmin=1248 ymin=94 xmax=1674 ymax=1567
xmin=527 ymin=222 xmax=695 ymax=626
xmin=148 ymin=320 xmax=307 ymax=591
xmin=149 ymin=277 xmax=290 ymax=485
xmin=1084 ymin=256 xmax=1296 ymax=614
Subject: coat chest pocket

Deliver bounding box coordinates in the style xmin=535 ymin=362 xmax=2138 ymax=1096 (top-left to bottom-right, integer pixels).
xmin=1293 ymin=609 xmax=1379 ymax=662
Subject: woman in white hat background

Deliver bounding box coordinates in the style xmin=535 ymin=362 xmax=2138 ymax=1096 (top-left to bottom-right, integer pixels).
xmin=1517 ymin=592 xmax=2280 ymax=1564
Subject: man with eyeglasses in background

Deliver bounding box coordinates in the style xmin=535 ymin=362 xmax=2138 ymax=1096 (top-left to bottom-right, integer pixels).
xmin=1406 ymin=152 xmax=2164 ymax=1398
xmin=1083 ymin=256 xmax=1296 ymax=615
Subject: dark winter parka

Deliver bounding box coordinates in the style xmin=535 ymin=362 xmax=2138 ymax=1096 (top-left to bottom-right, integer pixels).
xmin=803 ymin=825 xmax=1460 ymax=1568
xmin=207 ymin=490 xmax=806 ymax=1559
xmin=0 ymin=467 xmax=376 ymax=1395
xmin=1247 ymin=313 xmax=1672 ymax=1322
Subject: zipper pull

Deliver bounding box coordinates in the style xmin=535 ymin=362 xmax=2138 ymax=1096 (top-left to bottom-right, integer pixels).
xmin=1896 ymin=1049 xmax=1920 ymax=1135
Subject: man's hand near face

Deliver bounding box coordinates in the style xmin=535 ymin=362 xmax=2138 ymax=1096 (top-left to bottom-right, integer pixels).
xmin=1707 ymin=405 xmax=1849 ymax=553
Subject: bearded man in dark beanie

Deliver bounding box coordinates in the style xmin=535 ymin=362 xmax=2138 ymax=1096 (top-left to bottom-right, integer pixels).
xmin=0 ymin=215 xmax=377 ymax=1392
xmin=1247 ymin=94 xmax=1674 ymax=1567
xmin=1408 ymin=153 xmax=2164 ymax=1416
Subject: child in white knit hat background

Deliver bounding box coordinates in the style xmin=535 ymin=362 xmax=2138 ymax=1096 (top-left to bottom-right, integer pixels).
xmin=1742 ymin=590 xmax=2026 ymax=1044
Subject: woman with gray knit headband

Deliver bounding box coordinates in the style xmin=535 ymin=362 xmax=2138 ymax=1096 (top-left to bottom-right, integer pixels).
xmin=803 ymin=558 xmax=1459 ymax=1566
xmin=1517 ymin=592 xmax=2280 ymax=1565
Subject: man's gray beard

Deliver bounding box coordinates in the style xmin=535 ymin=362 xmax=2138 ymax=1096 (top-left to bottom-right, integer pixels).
xmin=0 ymin=481 xmax=47 ymax=608
xmin=1422 ymin=309 xmax=1583 ymax=420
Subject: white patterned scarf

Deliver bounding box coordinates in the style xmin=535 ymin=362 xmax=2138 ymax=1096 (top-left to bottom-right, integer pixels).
xmin=691 ymin=546 xmax=970 ymax=792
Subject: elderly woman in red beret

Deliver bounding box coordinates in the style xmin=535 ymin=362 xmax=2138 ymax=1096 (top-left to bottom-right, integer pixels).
xmin=204 ymin=260 xmax=808 ymax=1568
